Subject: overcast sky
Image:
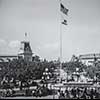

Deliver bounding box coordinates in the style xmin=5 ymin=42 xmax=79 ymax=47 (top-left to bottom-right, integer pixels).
xmin=0 ymin=0 xmax=100 ymax=61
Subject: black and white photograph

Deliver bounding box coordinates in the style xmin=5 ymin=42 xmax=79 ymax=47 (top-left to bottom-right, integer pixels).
xmin=0 ymin=0 xmax=100 ymax=99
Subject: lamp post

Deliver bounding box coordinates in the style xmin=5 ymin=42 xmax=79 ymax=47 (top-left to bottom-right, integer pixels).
xmin=76 ymin=68 xmax=80 ymax=82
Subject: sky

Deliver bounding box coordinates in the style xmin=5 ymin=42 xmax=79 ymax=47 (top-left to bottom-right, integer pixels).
xmin=0 ymin=0 xmax=100 ymax=61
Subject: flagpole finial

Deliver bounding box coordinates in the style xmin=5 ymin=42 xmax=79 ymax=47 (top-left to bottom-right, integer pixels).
xmin=25 ymin=32 xmax=27 ymax=37
xmin=24 ymin=32 xmax=28 ymax=42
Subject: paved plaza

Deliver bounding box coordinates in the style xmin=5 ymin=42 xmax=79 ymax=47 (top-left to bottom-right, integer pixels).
xmin=4 ymin=95 xmax=58 ymax=99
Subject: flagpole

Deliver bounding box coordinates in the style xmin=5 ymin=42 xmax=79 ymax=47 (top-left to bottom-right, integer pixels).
xmin=58 ymin=0 xmax=69 ymax=83
xmin=59 ymin=0 xmax=62 ymax=83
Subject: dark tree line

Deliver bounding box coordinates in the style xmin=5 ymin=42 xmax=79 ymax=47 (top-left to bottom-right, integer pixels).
xmin=0 ymin=55 xmax=100 ymax=89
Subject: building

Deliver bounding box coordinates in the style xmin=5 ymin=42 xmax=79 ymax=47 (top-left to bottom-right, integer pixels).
xmin=18 ymin=40 xmax=33 ymax=62
xmin=0 ymin=33 xmax=33 ymax=62
xmin=18 ymin=33 xmax=33 ymax=62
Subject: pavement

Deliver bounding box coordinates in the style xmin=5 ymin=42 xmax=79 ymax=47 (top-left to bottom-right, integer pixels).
xmin=3 ymin=95 xmax=58 ymax=99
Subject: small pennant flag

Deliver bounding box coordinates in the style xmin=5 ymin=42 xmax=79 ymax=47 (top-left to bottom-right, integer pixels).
xmin=60 ymin=3 xmax=68 ymax=16
xmin=62 ymin=20 xmax=67 ymax=25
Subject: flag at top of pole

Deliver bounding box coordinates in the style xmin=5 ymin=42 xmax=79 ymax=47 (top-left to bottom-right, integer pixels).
xmin=60 ymin=3 xmax=69 ymax=16
xmin=60 ymin=0 xmax=69 ymax=26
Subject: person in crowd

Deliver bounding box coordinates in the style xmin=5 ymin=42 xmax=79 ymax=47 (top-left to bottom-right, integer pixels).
xmin=95 ymin=88 xmax=100 ymax=99
xmin=90 ymin=88 xmax=95 ymax=99
xmin=71 ymin=87 xmax=77 ymax=99
xmin=57 ymin=89 xmax=61 ymax=99
xmin=59 ymin=90 xmax=65 ymax=99
xmin=81 ymin=87 xmax=88 ymax=99
xmin=65 ymin=87 xmax=70 ymax=99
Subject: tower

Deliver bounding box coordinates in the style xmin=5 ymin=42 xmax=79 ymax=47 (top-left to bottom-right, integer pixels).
xmin=18 ymin=33 xmax=33 ymax=62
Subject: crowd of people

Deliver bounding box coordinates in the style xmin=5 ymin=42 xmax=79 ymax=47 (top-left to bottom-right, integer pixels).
xmin=57 ymin=86 xmax=100 ymax=99
xmin=1 ymin=76 xmax=100 ymax=99
xmin=0 ymin=78 xmax=54 ymax=98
